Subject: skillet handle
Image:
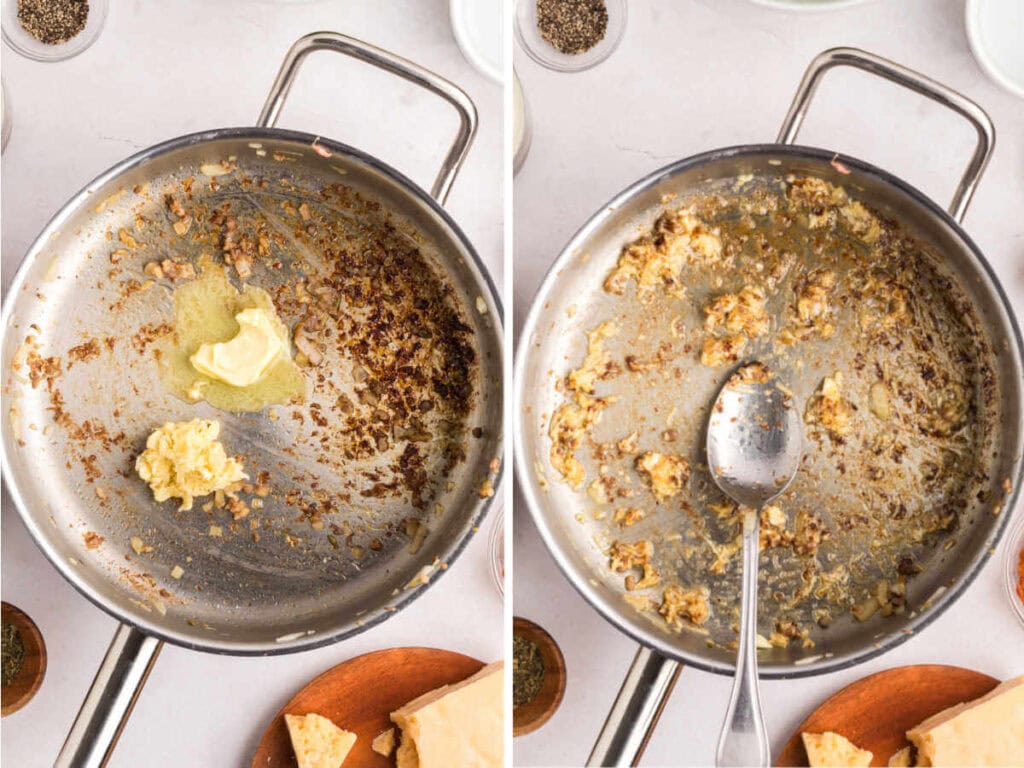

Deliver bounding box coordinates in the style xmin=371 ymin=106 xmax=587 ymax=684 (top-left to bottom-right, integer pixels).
xmin=587 ymin=646 xmax=682 ymax=767
xmin=55 ymin=624 xmax=163 ymax=768
xmin=777 ymin=46 xmax=995 ymax=224
xmin=257 ymin=31 xmax=478 ymax=206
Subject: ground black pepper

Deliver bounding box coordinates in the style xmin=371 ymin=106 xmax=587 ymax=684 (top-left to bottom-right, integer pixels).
xmin=536 ymin=0 xmax=608 ymax=55
xmin=512 ymin=634 xmax=545 ymax=707
xmin=2 ymin=623 xmax=26 ymax=688
xmin=17 ymin=0 xmax=89 ymax=46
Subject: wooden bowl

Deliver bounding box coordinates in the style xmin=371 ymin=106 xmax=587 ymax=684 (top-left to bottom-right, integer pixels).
xmin=513 ymin=616 xmax=566 ymax=737
xmin=1 ymin=602 xmax=47 ymax=717
xmin=776 ymin=664 xmax=999 ymax=766
xmin=251 ymin=647 xmax=485 ymax=767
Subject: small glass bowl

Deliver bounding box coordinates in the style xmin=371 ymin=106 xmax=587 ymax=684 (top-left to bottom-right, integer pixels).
xmin=488 ymin=506 xmax=505 ymax=598
xmin=513 ymin=71 xmax=532 ymax=175
xmin=1 ymin=81 xmax=11 ymax=154
xmin=515 ymin=0 xmax=626 ymax=73
xmin=1004 ymin=511 xmax=1024 ymax=631
xmin=2 ymin=0 xmax=108 ymax=63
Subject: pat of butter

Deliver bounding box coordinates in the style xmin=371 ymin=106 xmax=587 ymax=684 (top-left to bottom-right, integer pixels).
xmin=190 ymin=308 xmax=285 ymax=387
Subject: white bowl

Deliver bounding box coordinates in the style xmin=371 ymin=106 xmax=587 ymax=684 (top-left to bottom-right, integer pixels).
xmin=745 ymin=0 xmax=875 ymax=11
xmin=966 ymin=0 xmax=1024 ymax=99
xmin=450 ymin=0 xmax=503 ymax=83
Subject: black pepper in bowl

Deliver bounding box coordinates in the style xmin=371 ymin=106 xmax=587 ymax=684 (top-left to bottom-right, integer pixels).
xmin=536 ymin=0 xmax=608 ymax=56
xmin=17 ymin=0 xmax=89 ymax=46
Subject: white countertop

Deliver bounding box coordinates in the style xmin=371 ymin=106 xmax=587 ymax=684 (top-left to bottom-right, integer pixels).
xmin=512 ymin=1 xmax=1024 ymax=765
xmin=0 ymin=2 xmax=503 ymax=766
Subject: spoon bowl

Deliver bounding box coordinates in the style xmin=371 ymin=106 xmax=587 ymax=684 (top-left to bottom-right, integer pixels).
xmin=707 ymin=362 xmax=803 ymax=508
xmin=706 ymin=362 xmax=803 ymax=767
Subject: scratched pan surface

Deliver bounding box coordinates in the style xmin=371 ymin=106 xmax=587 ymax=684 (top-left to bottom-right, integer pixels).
xmin=1 ymin=128 xmax=503 ymax=654
xmin=514 ymin=146 xmax=1023 ymax=677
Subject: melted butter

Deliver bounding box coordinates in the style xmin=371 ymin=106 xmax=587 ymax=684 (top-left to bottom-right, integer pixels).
xmin=157 ymin=260 xmax=306 ymax=412
xmin=190 ymin=308 xmax=284 ymax=387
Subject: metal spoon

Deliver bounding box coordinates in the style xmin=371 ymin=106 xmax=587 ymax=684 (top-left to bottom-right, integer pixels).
xmin=706 ymin=362 xmax=803 ymax=768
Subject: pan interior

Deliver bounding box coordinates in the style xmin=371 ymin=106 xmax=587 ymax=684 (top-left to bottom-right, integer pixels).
xmin=2 ymin=131 xmax=502 ymax=652
xmin=517 ymin=147 xmax=1021 ymax=675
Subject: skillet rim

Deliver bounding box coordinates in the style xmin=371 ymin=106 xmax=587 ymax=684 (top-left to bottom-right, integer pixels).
xmin=513 ymin=142 xmax=1024 ymax=679
xmin=0 ymin=125 xmax=505 ymax=656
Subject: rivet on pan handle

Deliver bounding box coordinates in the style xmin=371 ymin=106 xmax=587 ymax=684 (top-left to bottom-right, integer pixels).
xmin=257 ymin=31 xmax=479 ymax=206
xmin=777 ymin=46 xmax=996 ymax=225
xmin=54 ymin=625 xmax=163 ymax=768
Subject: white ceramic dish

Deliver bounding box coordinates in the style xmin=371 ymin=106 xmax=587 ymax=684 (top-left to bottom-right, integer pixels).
xmin=966 ymin=0 xmax=1024 ymax=98
xmin=746 ymin=0 xmax=874 ymax=11
xmin=450 ymin=0 xmax=503 ymax=83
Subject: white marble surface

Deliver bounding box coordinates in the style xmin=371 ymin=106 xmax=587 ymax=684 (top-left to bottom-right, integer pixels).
xmin=0 ymin=2 xmax=503 ymax=766
xmin=513 ymin=0 xmax=1024 ymax=765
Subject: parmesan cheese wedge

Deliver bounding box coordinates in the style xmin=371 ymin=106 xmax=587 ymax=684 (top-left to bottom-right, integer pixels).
xmin=371 ymin=728 xmax=396 ymax=757
xmin=390 ymin=661 xmax=503 ymax=768
xmin=801 ymin=731 xmax=873 ymax=767
xmin=284 ymin=713 xmax=356 ymax=768
xmin=887 ymin=746 xmax=912 ymax=766
xmin=907 ymin=674 xmax=1024 ymax=766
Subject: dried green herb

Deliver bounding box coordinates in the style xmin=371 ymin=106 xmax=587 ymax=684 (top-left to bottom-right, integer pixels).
xmin=536 ymin=0 xmax=608 ymax=56
xmin=513 ymin=634 xmax=545 ymax=707
xmin=2 ymin=623 xmax=26 ymax=688
xmin=17 ymin=0 xmax=89 ymax=46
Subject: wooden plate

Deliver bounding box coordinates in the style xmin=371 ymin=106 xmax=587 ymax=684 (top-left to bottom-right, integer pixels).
xmin=251 ymin=647 xmax=484 ymax=768
xmin=1 ymin=602 xmax=47 ymax=717
xmin=776 ymin=664 xmax=1000 ymax=766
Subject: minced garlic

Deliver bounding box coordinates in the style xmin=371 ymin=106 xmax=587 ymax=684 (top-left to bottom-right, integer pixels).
xmin=135 ymin=420 xmax=247 ymax=510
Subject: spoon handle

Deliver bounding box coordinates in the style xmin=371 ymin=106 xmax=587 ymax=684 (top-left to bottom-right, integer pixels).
xmin=716 ymin=510 xmax=770 ymax=767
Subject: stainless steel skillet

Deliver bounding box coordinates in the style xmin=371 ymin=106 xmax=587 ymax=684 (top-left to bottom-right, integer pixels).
xmin=514 ymin=48 xmax=1023 ymax=765
xmin=0 ymin=33 xmax=503 ymax=767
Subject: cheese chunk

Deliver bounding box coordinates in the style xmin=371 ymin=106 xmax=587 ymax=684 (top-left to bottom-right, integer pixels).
xmin=887 ymin=746 xmax=912 ymax=766
xmin=907 ymin=674 xmax=1024 ymax=766
xmin=802 ymin=731 xmax=873 ymax=767
xmin=372 ymin=728 xmax=396 ymax=757
xmin=135 ymin=419 xmax=246 ymax=510
xmin=390 ymin=661 xmax=503 ymax=768
xmin=284 ymin=713 xmax=356 ymax=768
xmin=190 ymin=307 xmax=286 ymax=387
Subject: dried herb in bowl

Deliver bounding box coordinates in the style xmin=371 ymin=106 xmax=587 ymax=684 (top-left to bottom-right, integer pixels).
xmin=513 ymin=634 xmax=545 ymax=707
xmin=2 ymin=622 xmax=25 ymax=688
xmin=18 ymin=0 xmax=89 ymax=46
xmin=536 ymin=0 xmax=608 ymax=56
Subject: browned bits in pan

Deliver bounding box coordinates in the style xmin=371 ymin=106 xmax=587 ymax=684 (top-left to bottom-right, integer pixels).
xmin=545 ymin=173 xmax=998 ymax=647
